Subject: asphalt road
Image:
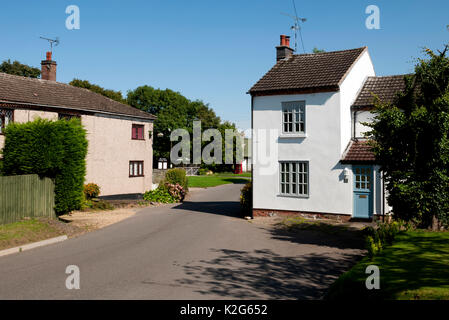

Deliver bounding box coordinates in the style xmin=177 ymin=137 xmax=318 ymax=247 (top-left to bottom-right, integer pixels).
xmin=0 ymin=183 xmax=363 ymax=299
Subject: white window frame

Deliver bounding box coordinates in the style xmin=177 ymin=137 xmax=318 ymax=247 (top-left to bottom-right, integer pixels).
xmin=0 ymin=108 xmax=13 ymax=134
xmin=279 ymin=161 xmax=309 ymax=198
xmin=282 ymin=101 xmax=306 ymax=135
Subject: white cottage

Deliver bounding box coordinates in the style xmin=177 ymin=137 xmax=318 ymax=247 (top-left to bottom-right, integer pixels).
xmin=249 ymin=35 xmax=405 ymax=220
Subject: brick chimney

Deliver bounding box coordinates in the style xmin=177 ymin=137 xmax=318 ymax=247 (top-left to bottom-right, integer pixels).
xmin=276 ymin=35 xmax=294 ymax=62
xmin=41 ymin=51 xmax=57 ymax=81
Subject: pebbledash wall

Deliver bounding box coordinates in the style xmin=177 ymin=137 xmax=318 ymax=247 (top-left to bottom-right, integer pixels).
xmin=0 ymin=109 xmax=153 ymax=197
xmin=252 ymin=49 xmax=389 ymax=217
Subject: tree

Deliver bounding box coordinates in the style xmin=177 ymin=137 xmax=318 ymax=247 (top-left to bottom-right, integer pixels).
xmin=0 ymin=60 xmax=40 ymax=78
xmin=69 ymin=79 xmax=125 ymax=103
xmin=127 ymin=85 xmax=239 ymax=171
xmin=312 ymin=47 xmax=325 ymax=53
xmin=366 ymin=44 xmax=449 ymax=229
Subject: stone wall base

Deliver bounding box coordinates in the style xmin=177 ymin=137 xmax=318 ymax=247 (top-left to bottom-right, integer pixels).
xmin=253 ymin=208 xmax=352 ymax=222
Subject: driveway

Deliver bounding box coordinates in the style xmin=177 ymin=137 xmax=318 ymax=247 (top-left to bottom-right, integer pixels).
xmin=0 ymin=184 xmax=363 ymax=299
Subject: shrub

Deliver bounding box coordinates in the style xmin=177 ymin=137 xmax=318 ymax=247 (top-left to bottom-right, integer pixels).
xmin=198 ymin=168 xmax=209 ymax=175
xmin=2 ymin=118 xmax=88 ymax=215
xmin=143 ymin=187 xmax=177 ymax=203
xmin=240 ymin=182 xmax=252 ymax=217
xmin=162 ymin=182 xmax=186 ymax=201
xmin=165 ymin=168 xmax=188 ymax=191
xmin=84 ymin=183 xmax=100 ymax=199
xmin=82 ymin=198 xmax=114 ymax=211
xmin=363 ymin=220 xmax=411 ymax=258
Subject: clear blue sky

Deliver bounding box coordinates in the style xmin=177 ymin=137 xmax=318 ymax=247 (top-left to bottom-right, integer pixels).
xmin=1 ymin=0 xmax=448 ymax=130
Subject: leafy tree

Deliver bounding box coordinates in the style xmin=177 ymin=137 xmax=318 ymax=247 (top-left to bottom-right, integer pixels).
xmin=69 ymin=79 xmax=125 ymax=103
xmin=127 ymin=85 xmax=238 ymax=171
xmin=366 ymin=44 xmax=449 ymax=229
xmin=312 ymin=47 xmax=326 ymax=53
xmin=0 ymin=60 xmax=40 ymax=78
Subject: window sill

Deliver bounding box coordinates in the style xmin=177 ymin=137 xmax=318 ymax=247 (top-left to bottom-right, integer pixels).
xmin=129 ymin=175 xmax=145 ymax=178
xmin=277 ymin=194 xmax=309 ymax=199
xmin=279 ymin=134 xmax=307 ymax=139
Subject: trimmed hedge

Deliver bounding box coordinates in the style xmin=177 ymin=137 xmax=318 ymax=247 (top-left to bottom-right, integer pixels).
xmin=2 ymin=118 xmax=88 ymax=214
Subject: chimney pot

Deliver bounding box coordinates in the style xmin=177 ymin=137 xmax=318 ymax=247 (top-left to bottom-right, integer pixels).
xmin=41 ymin=51 xmax=57 ymax=81
xmin=276 ymin=35 xmax=294 ymax=62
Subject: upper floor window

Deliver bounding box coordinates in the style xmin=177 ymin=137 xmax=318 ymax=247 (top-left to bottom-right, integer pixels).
xmin=282 ymin=101 xmax=305 ymax=134
xmin=0 ymin=108 xmax=13 ymax=134
xmin=132 ymin=124 xmax=145 ymax=140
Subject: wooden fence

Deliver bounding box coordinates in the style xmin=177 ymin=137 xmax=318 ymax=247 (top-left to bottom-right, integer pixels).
xmin=0 ymin=174 xmax=55 ymax=224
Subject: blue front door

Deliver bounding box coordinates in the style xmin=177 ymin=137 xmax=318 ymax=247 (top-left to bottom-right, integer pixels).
xmin=353 ymin=166 xmax=373 ymax=219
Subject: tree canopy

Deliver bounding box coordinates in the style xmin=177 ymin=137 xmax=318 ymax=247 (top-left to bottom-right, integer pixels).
xmin=69 ymin=79 xmax=125 ymax=103
xmin=367 ymin=44 xmax=449 ymax=229
xmin=0 ymin=59 xmax=40 ymax=78
xmin=127 ymin=85 xmax=239 ymax=170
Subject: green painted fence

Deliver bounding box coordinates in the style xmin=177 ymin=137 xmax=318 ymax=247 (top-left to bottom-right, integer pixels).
xmin=0 ymin=174 xmax=55 ymax=224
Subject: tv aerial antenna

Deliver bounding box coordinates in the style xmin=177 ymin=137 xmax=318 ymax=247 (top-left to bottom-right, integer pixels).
xmin=281 ymin=0 xmax=306 ymax=53
xmin=39 ymin=36 xmax=60 ymax=52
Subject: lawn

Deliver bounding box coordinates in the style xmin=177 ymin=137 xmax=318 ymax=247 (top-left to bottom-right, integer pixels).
xmin=0 ymin=219 xmax=66 ymax=250
xmin=327 ymin=230 xmax=449 ymax=300
xmin=188 ymin=174 xmax=250 ymax=188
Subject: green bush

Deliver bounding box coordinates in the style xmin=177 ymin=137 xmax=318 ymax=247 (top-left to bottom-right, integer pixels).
xmin=165 ymin=168 xmax=188 ymax=191
xmin=240 ymin=182 xmax=252 ymax=217
xmin=2 ymin=118 xmax=88 ymax=215
xmin=143 ymin=187 xmax=178 ymax=203
xmin=363 ymin=220 xmax=410 ymax=258
xmin=198 ymin=168 xmax=209 ymax=175
xmin=84 ymin=183 xmax=100 ymax=199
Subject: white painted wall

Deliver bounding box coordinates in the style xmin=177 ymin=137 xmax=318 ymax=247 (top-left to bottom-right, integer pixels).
xmin=253 ymin=91 xmax=354 ymax=215
xmin=339 ymin=50 xmax=375 ymax=151
xmin=352 ymin=110 xmax=375 ymax=138
xmin=252 ymin=48 xmax=380 ymax=216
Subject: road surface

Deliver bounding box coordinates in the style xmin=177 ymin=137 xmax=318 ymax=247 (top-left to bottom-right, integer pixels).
xmin=0 ymin=184 xmax=363 ymax=299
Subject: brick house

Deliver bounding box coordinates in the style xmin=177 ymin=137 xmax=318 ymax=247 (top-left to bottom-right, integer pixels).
xmin=0 ymin=52 xmax=156 ymax=197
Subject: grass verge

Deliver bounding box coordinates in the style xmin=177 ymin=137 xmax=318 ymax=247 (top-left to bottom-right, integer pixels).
xmin=327 ymin=230 xmax=449 ymax=300
xmin=188 ymin=175 xmax=249 ymax=188
xmin=0 ymin=219 xmax=68 ymax=251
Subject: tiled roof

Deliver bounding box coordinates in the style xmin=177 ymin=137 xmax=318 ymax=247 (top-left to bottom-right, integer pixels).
xmin=341 ymin=139 xmax=376 ymax=163
xmin=249 ymin=47 xmax=367 ymax=95
xmin=0 ymin=72 xmax=156 ymax=120
xmin=353 ymin=75 xmax=408 ymax=107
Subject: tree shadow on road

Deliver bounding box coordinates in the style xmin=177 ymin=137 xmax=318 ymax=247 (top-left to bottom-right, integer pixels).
xmin=267 ymin=222 xmax=366 ymax=250
xmin=172 ymin=201 xmax=242 ymax=218
xmin=176 ymin=248 xmax=362 ymax=299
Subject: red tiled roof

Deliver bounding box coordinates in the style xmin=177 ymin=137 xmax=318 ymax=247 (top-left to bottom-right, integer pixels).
xmin=0 ymin=72 xmax=156 ymax=120
xmin=352 ymin=75 xmax=408 ymax=108
xmin=341 ymin=139 xmax=376 ymax=163
xmin=249 ymin=47 xmax=367 ymax=96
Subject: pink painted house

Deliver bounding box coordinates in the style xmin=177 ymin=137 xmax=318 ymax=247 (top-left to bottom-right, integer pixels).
xmin=0 ymin=52 xmax=156 ymax=197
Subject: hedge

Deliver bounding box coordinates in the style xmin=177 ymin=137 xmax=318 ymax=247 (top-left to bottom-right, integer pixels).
xmin=2 ymin=118 xmax=88 ymax=214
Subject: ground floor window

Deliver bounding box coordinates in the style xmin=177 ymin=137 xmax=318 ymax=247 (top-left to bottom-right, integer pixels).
xmin=280 ymin=161 xmax=309 ymax=197
xmin=129 ymin=161 xmax=144 ymax=177
xmin=0 ymin=108 xmax=13 ymax=134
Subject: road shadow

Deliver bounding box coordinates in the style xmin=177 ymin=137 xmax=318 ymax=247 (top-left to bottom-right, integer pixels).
xmin=172 ymin=201 xmax=242 ymax=218
xmin=267 ymin=223 xmax=366 ymax=250
xmin=176 ymin=248 xmax=362 ymax=299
